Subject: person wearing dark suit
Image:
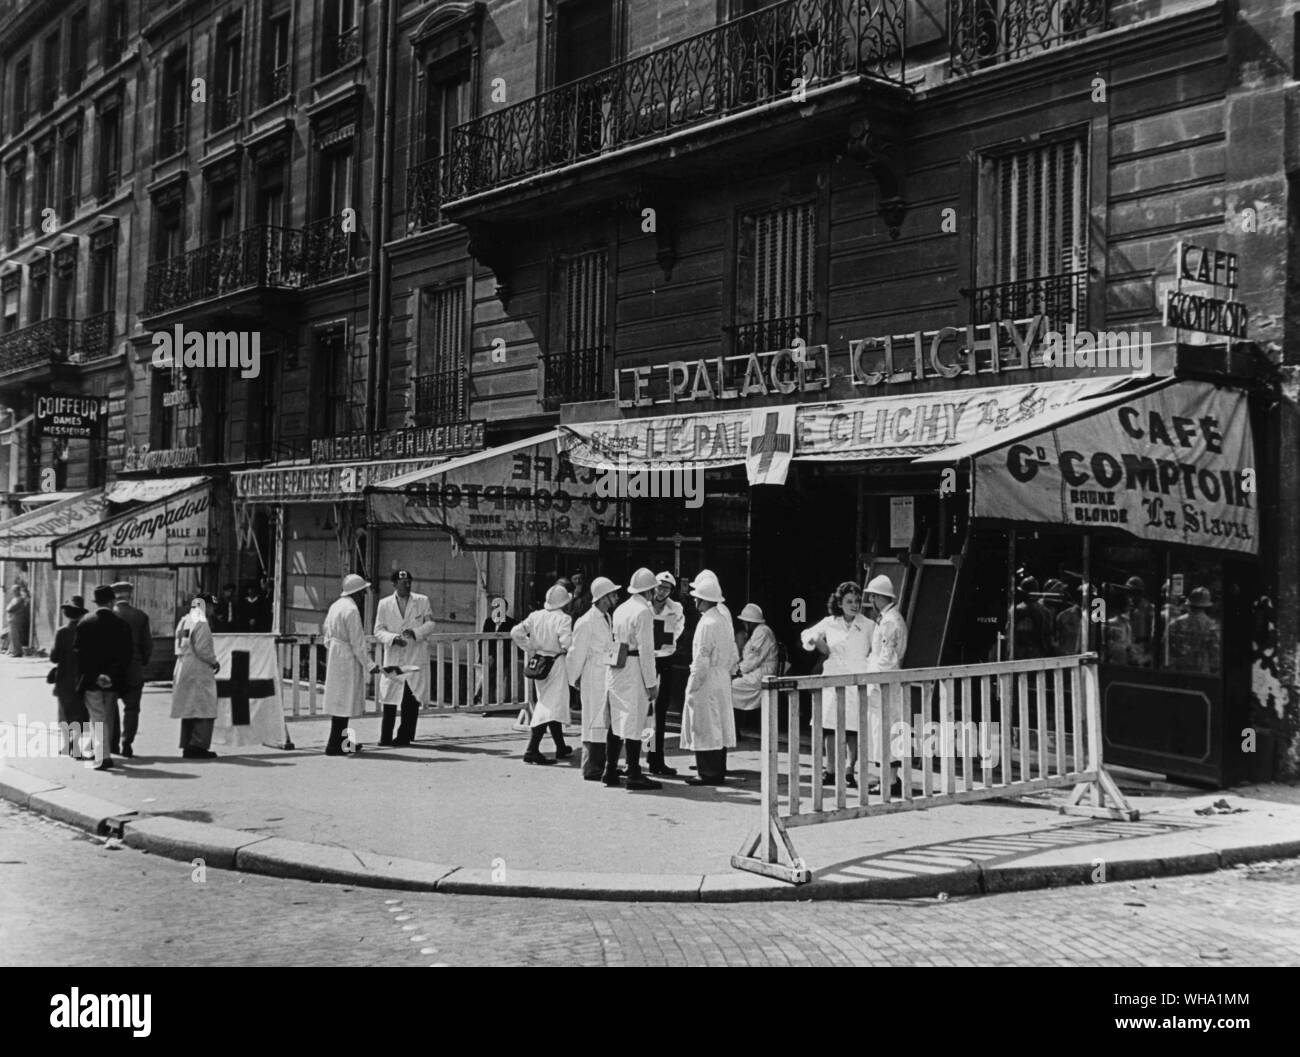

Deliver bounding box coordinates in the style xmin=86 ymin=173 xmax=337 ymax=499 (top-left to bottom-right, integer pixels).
xmin=211 ymin=584 xmax=239 ymax=632
xmin=111 ymin=581 xmax=154 ymax=758
xmin=241 ymin=581 xmax=272 ymax=632
xmin=50 ymin=595 xmax=88 ymax=757
xmin=477 ymin=596 xmax=519 ymax=705
xmin=74 ymin=585 xmax=134 ymax=770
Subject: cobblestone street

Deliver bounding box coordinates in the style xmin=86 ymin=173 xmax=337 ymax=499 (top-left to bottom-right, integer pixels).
xmin=4 ymin=803 xmax=1297 ymax=967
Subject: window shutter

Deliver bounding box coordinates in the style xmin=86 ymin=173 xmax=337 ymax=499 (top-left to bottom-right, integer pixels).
xmin=564 ymin=249 xmax=606 ymax=353
xmin=995 ymin=136 xmax=1087 ymax=284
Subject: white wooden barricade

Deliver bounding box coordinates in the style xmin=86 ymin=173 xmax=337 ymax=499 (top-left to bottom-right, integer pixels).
xmin=732 ymin=652 xmax=1137 ymax=884
xmin=274 ymin=631 xmax=535 ymax=726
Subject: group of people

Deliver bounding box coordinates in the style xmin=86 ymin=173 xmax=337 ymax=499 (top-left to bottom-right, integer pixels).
xmin=210 ymin=578 xmax=274 ymax=633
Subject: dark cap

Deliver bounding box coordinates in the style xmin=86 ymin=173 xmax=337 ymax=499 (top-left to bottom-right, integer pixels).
xmin=391 ymin=569 xmax=413 ymax=584
xmin=92 ymin=585 xmax=117 ymax=605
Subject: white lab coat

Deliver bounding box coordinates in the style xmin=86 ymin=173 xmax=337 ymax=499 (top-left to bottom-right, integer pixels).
xmin=171 ymin=610 xmax=218 ymax=719
xmin=323 ymin=596 xmax=371 ymax=718
xmin=679 ymin=606 xmax=738 ymax=752
xmin=373 ymin=591 xmax=438 ymax=705
xmin=865 ymin=603 xmax=909 ymax=765
xmin=605 ymin=594 xmax=658 ymax=740
xmin=566 ymin=605 xmax=613 ymax=743
xmin=511 ymin=608 xmax=573 ymax=728
xmin=731 ymin=622 xmax=779 ymax=711
xmin=801 ymin=613 xmax=875 ymax=732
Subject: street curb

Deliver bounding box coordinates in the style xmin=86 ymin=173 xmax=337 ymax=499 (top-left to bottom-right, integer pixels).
xmin=3 ymin=764 xmax=1299 ymax=902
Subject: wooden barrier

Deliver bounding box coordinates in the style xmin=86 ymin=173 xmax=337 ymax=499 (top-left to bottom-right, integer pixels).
xmin=731 ymin=653 xmax=1137 ymax=884
xmin=274 ymin=631 xmax=535 ymax=725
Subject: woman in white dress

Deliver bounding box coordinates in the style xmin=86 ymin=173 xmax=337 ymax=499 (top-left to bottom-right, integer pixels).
xmin=801 ymin=581 xmax=875 ymax=786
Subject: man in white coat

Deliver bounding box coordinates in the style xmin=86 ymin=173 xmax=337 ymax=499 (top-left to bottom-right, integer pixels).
xmin=512 ymin=582 xmax=574 ymax=764
xmin=680 ymin=570 xmax=738 ymax=785
xmin=864 ymin=574 xmax=909 ymax=798
xmin=324 ymin=573 xmax=380 ymax=756
xmin=566 ymin=576 xmax=619 ymax=780
xmin=172 ymin=593 xmax=221 ymax=759
xmin=604 ymin=567 xmax=661 ymax=791
xmin=373 ymin=568 xmax=438 ymax=746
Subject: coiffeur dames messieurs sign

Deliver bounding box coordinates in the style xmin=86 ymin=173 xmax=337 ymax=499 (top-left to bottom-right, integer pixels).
xmin=974 ymin=381 xmax=1257 ymax=555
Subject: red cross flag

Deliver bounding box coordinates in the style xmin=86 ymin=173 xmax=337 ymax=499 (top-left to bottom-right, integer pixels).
xmin=212 ymin=635 xmax=287 ymax=748
xmin=746 ymin=406 xmax=796 ymax=486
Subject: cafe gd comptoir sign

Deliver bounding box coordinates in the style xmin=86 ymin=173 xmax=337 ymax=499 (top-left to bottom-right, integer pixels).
xmin=53 ymin=486 xmax=215 ymax=567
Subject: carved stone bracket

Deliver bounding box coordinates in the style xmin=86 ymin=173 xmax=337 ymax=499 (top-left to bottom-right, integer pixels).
xmin=846 ymin=111 xmax=908 ymax=241
xmin=465 ymin=222 xmax=513 ymax=304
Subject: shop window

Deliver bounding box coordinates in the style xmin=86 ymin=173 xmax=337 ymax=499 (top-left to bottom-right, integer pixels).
xmin=415 ymin=283 xmax=467 ymax=425
xmin=734 ymin=200 xmax=816 ymax=355
xmin=1160 ymin=556 xmax=1223 ymax=677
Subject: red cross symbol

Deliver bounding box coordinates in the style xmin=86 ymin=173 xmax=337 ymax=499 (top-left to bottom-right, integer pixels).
xmin=216 ymin=650 xmax=277 ymax=726
xmin=750 ymin=411 xmax=791 ymax=475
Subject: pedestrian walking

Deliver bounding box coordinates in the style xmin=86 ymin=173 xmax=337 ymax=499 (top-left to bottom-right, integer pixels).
xmin=731 ymin=602 xmax=778 ymax=735
xmin=863 ymin=574 xmax=908 ymax=797
xmin=373 ymin=569 xmax=437 ymax=745
xmin=801 ymin=581 xmax=875 ymax=787
xmin=603 ymin=567 xmax=662 ymax=790
xmin=512 ymin=583 xmax=574 ymax=764
xmin=50 ymin=595 xmax=87 ymax=757
xmin=172 ymin=593 xmax=222 ymax=759
xmin=680 ymin=570 xmax=738 ymax=786
xmin=323 ymin=573 xmax=380 ymax=756
xmin=74 ymin=585 xmax=132 ymax=770
xmin=112 ymin=580 xmax=153 ymax=758
xmin=566 ymin=576 xmax=619 ymax=780
xmin=6 ymin=582 xmax=30 ymax=656
xmin=648 ymin=570 xmax=686 ymax=776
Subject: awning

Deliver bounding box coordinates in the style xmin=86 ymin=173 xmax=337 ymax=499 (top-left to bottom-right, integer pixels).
xmin=105 ymin=475 xmax=208 ymax=504
xmin=53 ymin=481 xmax=214 ymax=568
xmin=0 ymin=489 xmax=109 ymax=561
xmin=559 ymin=375 xmax=1152 ymax=482
xmin=367 ymin=429 xmax=618 ymax=552
xmin=18 ymin=491 xmax=85 ymax=508
xmin=232 ymin=457 xmax=444 ymax=504
xmin=951 ymin=378 xmax=1257 ymax=555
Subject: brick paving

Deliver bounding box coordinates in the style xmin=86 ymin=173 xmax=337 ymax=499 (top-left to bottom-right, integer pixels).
xmin=3 ymin=802 xmax=1298 ymax=967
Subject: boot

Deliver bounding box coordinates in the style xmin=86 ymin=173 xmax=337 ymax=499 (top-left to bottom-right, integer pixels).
xmin=325 ymin=716 xmax=349 ymax=756
xmin=624 ymin=739 xmax=661 ymax=791
xmin=394 ymin=691 xmax=419 ymax=745
xmin=602 ymin=732 xmax=624 ymax=786
xmin=379 ymin=704 xmax=398 ymax=746
xmin=646 ymin=751 xmax=678 ymax=777
xmin=549 ymin=721 xmax=573 ymax=759
xmin=523 ymin=725 xmax=553 ymax=765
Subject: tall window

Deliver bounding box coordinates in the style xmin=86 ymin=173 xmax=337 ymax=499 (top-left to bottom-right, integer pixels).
xmin=551 ymin=0 xmax=614 ymax=86
xmin=213 ymin=17 xmax=242 ymax=130
xmin=5 ymin=161 xmax=26 ymax=251
xmin=262 ymin=11 xmax=291 ymax=104
xmin=96 ymin=102 xmax=121 ymax=201
xmin=67 ymin=11 xmax=88 ymax=95
xmin=544 ymin=248 xmax=608 ymax=406
xmin=322 ymin=0 xmax=359 ymax=74
xmin=207 ymin=177 xmax=238 ymax=240
xmin=29 ymin=258 xmax=48 ymax=323
xmin=734 ymin=200 xmax=816 ymax=354
xmin=312 ymin=323 xmax=364 ymax=437
xmin=53 ymin=247 xmax=76 ymax=319
xmin=255 ymin=150 xmax=288 ymax=227
xmin=12 ymin=57 xmax=31 ymax=128
xmin=103 ymin=0 xmax=127 ymax=67
xmin=33 ymin=139 xmax=53 ymax=229
xmin=1 ymin=275 xmax=19 ymax=333
xmin=41 ymin=31 xmax=60 ymax=110
xmin=159 ymin=51 xmax=188 ymax=156
xmin=58 ymin=126 xmax=81 ymax=223
xmin=316 ymin=144 xmax=352 ymax=220
xmin=152 ymin=367 xmax=176 ymax=450
xmin=415 ymin=284 xmax=467 ymax=425
xmin=152 ymin=199 xmax=184 ymax=262
xmin=249 ymin=348 xmax=279 ymax=460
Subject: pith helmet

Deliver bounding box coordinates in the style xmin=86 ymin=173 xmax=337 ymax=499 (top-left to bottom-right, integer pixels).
xmin=865 ymin=574 xmax=896 ymax=599
xmin=628 ymin=568 xmax=659 ymax=594
xmin=690 ymin=570 xmax=724 ymax=604
xmin=340 ymin=573 xmax=370 ymax=597
xmin=589 ymin=577 xmax=620 ymax=604
xmin=544 ymin=584 xmax=573 ymax=611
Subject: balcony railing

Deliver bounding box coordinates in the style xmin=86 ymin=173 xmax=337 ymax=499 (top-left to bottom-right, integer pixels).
xmin=969 ymin=269 xmax=1087 ymax=331
xmin=212 ymin=89 xmax=240 ymax=130
xmin=98 ymin=168 xmax=120 ymax=204
xmin=413 ymin=368 xmax=468 ymax=426
xmin=265 ymin=63 xmax=290 ymax=104
xmin=159 ymin=119 xmax=186 ymax=157
xmin=949 ymin=0 xmax=1108 ymax=74
xmin=733 ymin=312 xmax=817 ymax=357
xmin=0 ymin=315 xmax=110 ymax=376
xmin=302 ymin=213 xmax=353 ymax=283
xmin=542 ymin=345 xmax=609 ymax=409
xmin=406 ymin=155 xmax=444 ymax=231
xmin=446 ymin=0 xmax=906 ymax=201
xmin=327 ymin=25 xmax=361 ymax=71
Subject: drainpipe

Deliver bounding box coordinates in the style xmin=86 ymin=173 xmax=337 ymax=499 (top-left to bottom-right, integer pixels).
xmin=366 ymin=0 xmax=394 ymax=434
xmin=376 ymin=0 xmax=396 ymax=428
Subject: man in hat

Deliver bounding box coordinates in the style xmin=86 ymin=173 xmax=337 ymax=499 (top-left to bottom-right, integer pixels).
xmin=512 ymin=582 xmax=574 ymax=763
xmin=50 ymin=595 xmax=87 ymax=757
xmin=679 ymin=570 xmax=738 ymax=785
xmin=111 ymin=580 xmax=153 ymax=757
xmin=373 ymin=569 xmax=437 ymax=746
xmin=323 ymin=574 xmax=381 ymax=756
xmin=864 ymin=574 xmax=909 ymax=798
xmin=172 ymin=593 xmax=222 ymax=758
xmin=1126 ymin=576 xmax=1155 ymax=668
xmin=74 ymin=585 xmax=133 ymax=769
xmin=567 ymin=576 xmax=619 ymax=780
xmin=647 ymin=570 xmax=686 ymax=776
xmin=604 ymin=568 xmax=662 ymax=790
xmin=1011 ymin=576 xmax=1055 ymax=658
xmin=1167 ymin=587 xmax=1221 ymax=675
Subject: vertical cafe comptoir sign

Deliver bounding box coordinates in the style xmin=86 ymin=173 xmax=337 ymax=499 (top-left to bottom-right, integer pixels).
xmin=1163 ymin=242 xmax=1248 ymax=341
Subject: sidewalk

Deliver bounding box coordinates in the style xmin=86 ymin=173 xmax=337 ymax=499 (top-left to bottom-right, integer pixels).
xmin=3 ymin=655 xmax=1298 ymax=901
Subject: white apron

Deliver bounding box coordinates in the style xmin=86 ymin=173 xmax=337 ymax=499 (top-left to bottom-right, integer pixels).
xmin=731 ymin=622 xmax=778 ymax=711
xmin=566 ymin=606 xmax=612 ymax=743
xmin=171 ymin=611 xmax=218 ymax=719
xmin=801 ymin=613 xmax=875 ymax=733
xmin=373 ymin=591 xmax=437 ymax=705
xmin=605 ymin=594 xmax=658 ymax=740
xmin=323 ymin=596 xmax=371 ymax=718
xmin=511 ymin=608 xmax=573 ymax=728
xmin=679 ymin=606 xmax=738 ymax=752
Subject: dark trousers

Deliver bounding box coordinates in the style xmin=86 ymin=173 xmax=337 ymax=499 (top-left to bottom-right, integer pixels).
xmin=111 ymin=683 xmax=143 ymax=752
xmin=380 ymin=684 xmax=421 ymax=744
xmin=179 ymin=717 xmax=214 ymax=750
xmin=581 ymin=740 xmax=606 ymax=778
xmin=604 ymin=731 xmax=643 ymax=779
xmin=527 ymin=721 xmax=568 ymax=755
xmin=696 ymin=748 xmax=726 ymax=781
xmin=650 ymin=656 xmax=676 ymax=761
xmin=326 ymin=715 xmax=353 ymax=754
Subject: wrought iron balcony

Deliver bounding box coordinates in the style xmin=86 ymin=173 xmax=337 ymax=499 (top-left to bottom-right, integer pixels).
xmin=542 ymin=345 xmax=609 ymax=409
xmin=406 ymin=155 xmax=445 ymax=232
xmin=413 ymin=368 xmax=468 ymax=426
xmin=327 ymin=26 xmax=361 ymax=71
xmin=98 ymin=168 xmax=120 ymax=204
xmin=0 ymin=315 xmax=109 ymax=377
xmin=949 ymin=0 xmax=1108 ymax=74
xmin=159 ymin=119 xmax=186 ymax=157
xmin=446 ymin=0 xmax=906 ymax=201
xmin=265 ymin=63 xmax=290 ymax=104
xmin=733 ymin=312 xmax=816 ymax=357
xmin=302 ymin=213 xmax=353 ymax=283
xmin=212 ymin=90 xmax=240 ymax=130
xmin=968 ymin=269 xmax=1087 ymax=331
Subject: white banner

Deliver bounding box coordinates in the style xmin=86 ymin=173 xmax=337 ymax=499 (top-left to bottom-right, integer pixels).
xmin=746 ymin=406 xmax=796 ymax=485
xmin=211 ymin=634 xmax=286 ymax=748
xmin=53 ymin=486 xmax=213 ymax=567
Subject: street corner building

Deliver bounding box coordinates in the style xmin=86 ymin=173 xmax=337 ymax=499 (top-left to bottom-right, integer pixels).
xmin=0 ymin=0 xmax=1296 ymax=786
